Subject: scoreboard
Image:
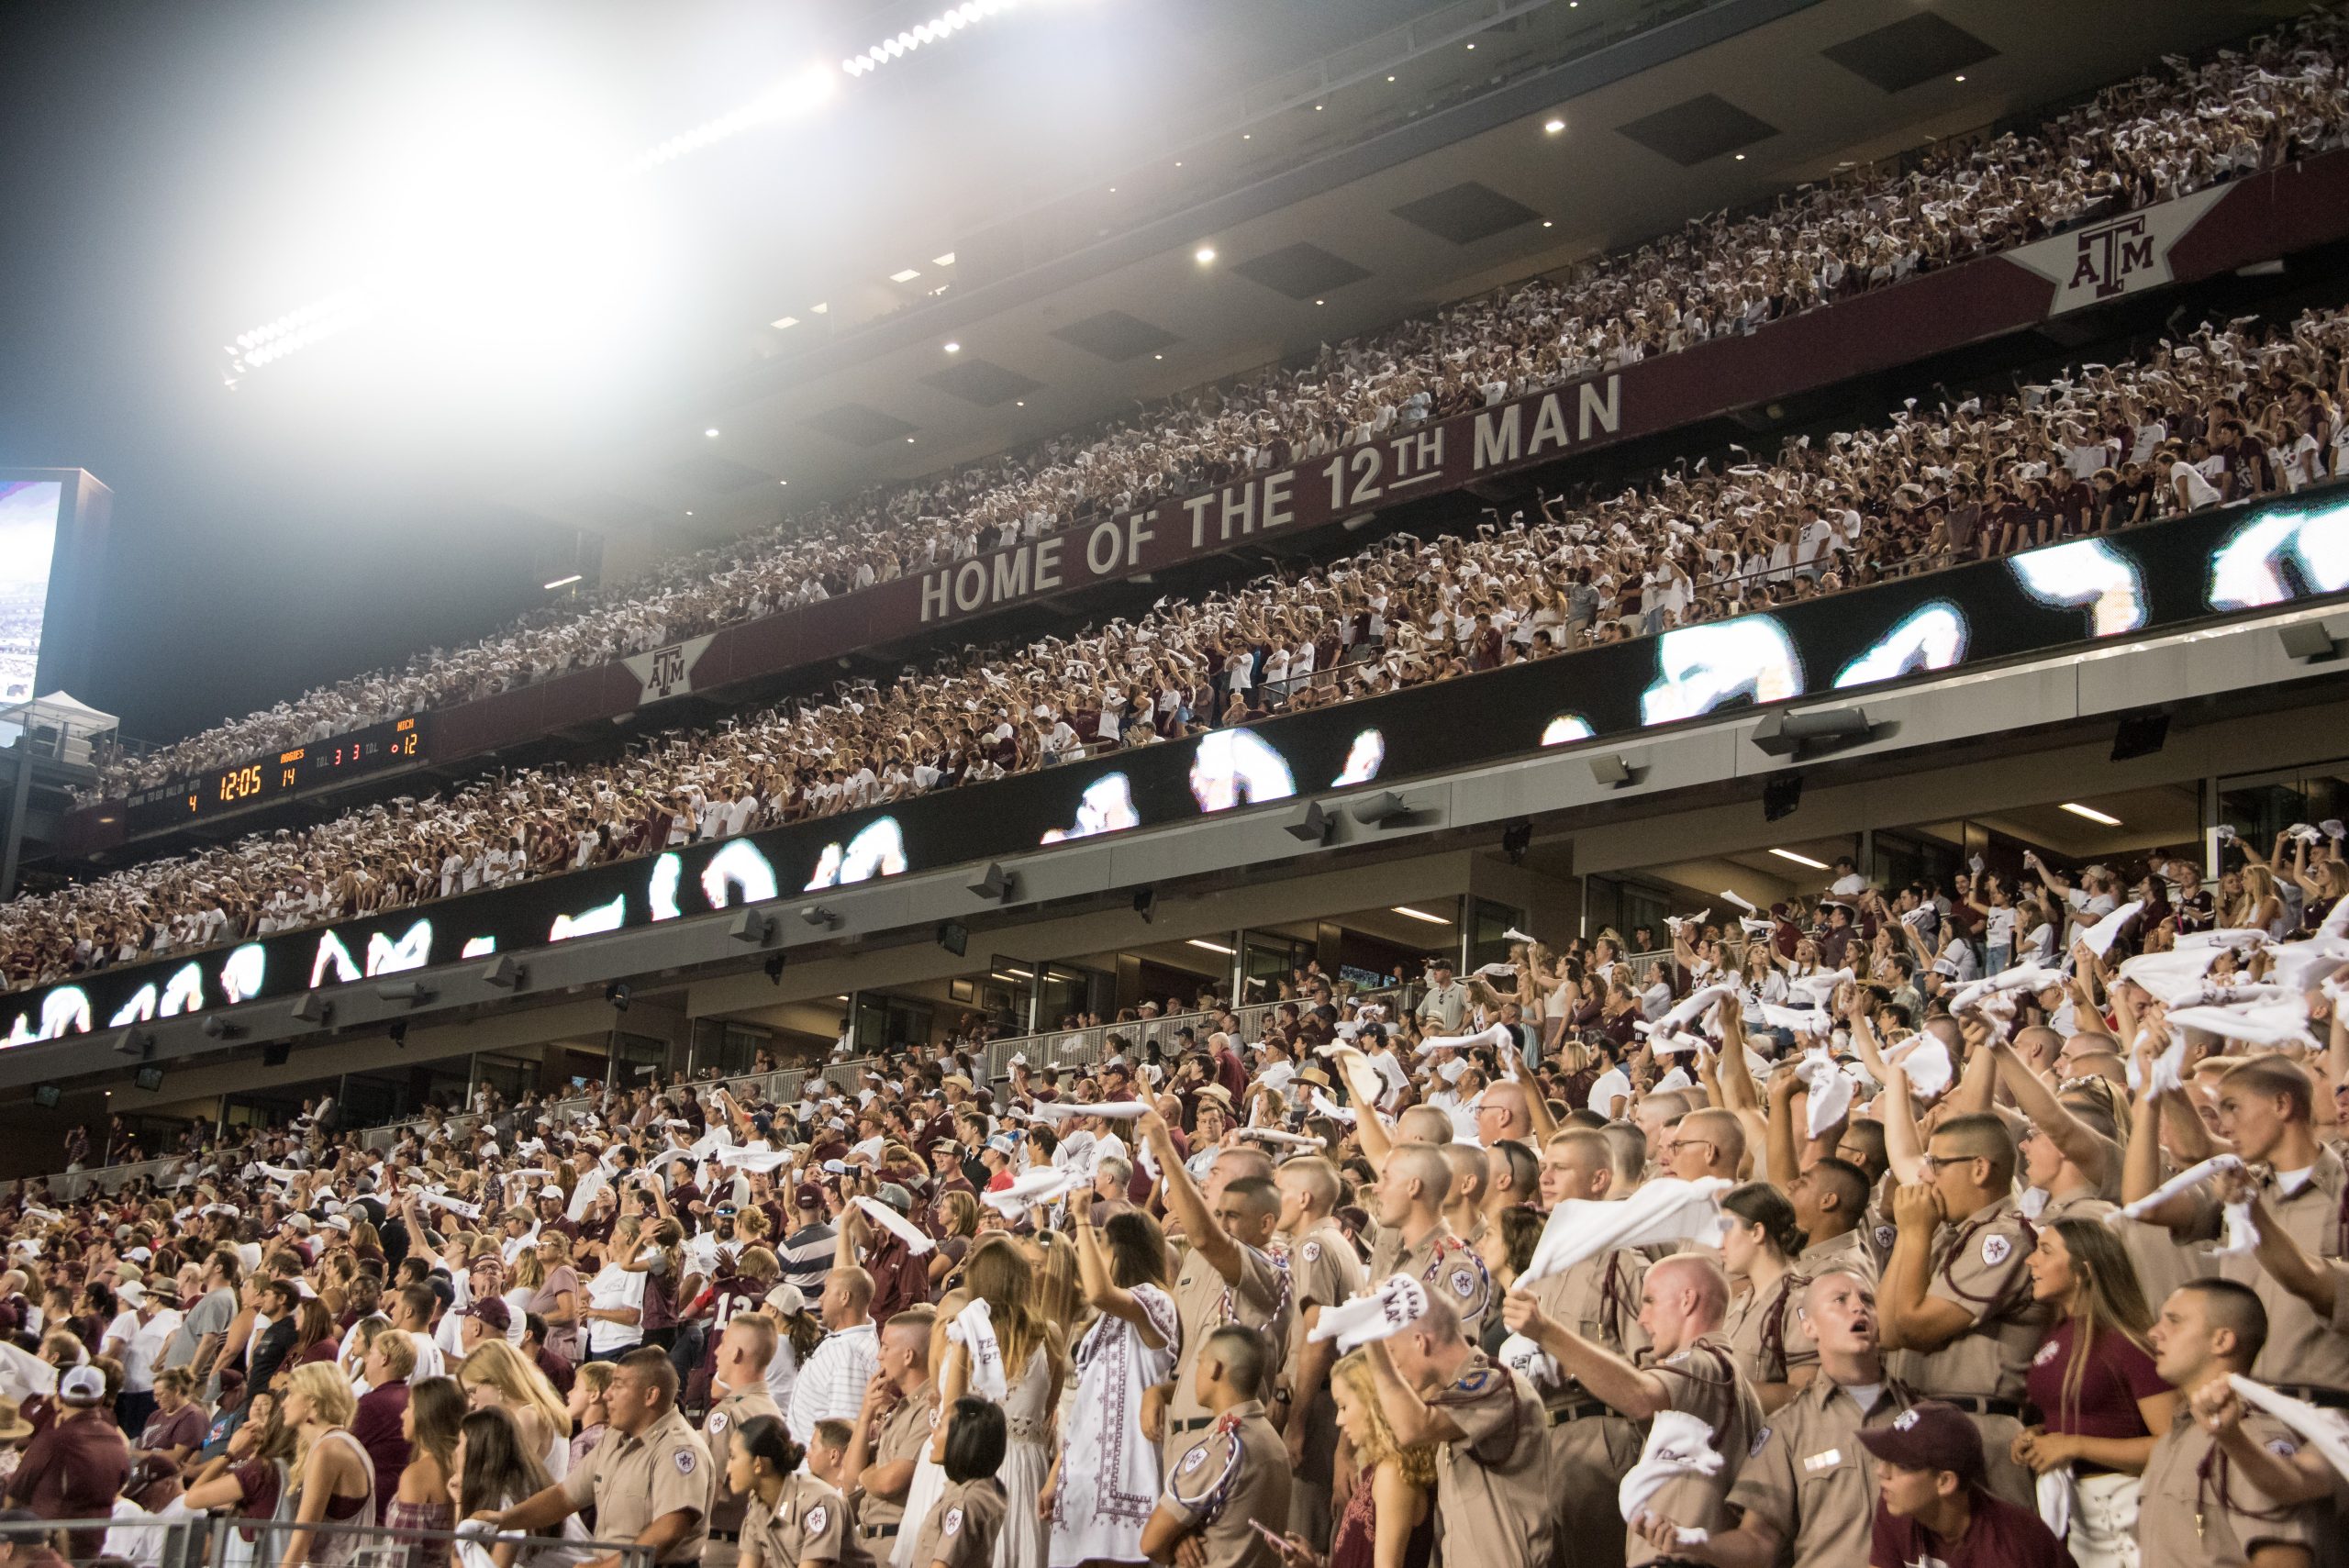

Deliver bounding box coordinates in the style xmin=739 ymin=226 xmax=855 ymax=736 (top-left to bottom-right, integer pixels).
xmin=124 ymin=716 xmax=429 ymax=831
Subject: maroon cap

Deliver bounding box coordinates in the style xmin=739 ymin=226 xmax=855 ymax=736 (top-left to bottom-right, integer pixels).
xmin=794 ymin=1183 xmax=825 ymax=1211
xmin=462 ymin=1296 xmax=512 ymax=1333
xmin=1857 ymin=1402 xmax=1985 ymax=1486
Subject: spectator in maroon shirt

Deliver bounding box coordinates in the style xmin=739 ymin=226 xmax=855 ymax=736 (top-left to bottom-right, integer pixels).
xmin=844 ymin=1185 xmax=930 ymax=1330
xmin=6 ymin=1365 xmax=129 ymax=1559
xmin=348 ymin=1332 xmax=414 ymax=1522
xmin=1860 ymin=1402 xmax=2074 ymax=1568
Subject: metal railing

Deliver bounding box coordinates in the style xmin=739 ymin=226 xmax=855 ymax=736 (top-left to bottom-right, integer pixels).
xmin=0 ymin=1513 xmax=652 ymax=1568
xmin=41 ymin=985 xmax=1411 ymax=1197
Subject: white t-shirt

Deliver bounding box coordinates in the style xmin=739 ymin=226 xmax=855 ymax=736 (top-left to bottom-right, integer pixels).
xmin=585 ymin=1264 xmax=648 ymax=1353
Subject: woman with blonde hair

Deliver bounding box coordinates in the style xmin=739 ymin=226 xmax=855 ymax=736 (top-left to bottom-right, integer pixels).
xmin=929 ymin=1192 xmax=981 ymax=1289
xmin=456 ymin=1340 xmax=573 ymax=1481
xmin=1274 ymin=1351 xmax=1433 ymax=1568
xmin=185 ymin=1362 xmax=376 ymax=1568
xmin=521 ymin=1231 xmax=581 ymax=1363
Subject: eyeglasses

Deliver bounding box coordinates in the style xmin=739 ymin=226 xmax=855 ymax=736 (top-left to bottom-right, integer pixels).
xmin=1917 ymin=1152 xmax=1978 ymax=1172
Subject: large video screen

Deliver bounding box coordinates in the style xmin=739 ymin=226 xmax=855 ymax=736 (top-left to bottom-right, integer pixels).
xmin=0 ymin=481 xmax=61 ymax=710
xmin=3 ymin=483 xmax=2347 ymax=1054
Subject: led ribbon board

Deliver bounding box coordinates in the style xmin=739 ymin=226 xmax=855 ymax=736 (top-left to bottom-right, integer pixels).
xmin=8 ymin=487 xmax=2347 ymax=1050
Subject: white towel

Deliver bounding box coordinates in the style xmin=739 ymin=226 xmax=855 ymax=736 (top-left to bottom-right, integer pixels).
xmin=1027 ymin=1098 xmax=1153 ymax=1122
xmin=1885 ymin=1036 xmax=1954 ymax=1100
xmin=1417 ymin=1023 xmax=1513 ymax=1057
xmin=1646 ymin=982 xmax=1740 ymax=1037
xmin=948 ymin=1298 xmax=1007 ymax=1400
xmin=1948 ymin=964 xmax=2068 ymax=1011
xmin=2077 ymin=900 xmax=2145 ymax=958
xmin=982 ymin=1166 xmax=1078 ymax=1218
xmin=1719 ymin=890 xmax=1757 ymax=915
xmin=1236 ymin=1129 xmax=1322 ymax=1150
xmin=1795 ymin=1051 xmax=1855 ymax=1138
xmin=2115 ymin=947 xmax=2222 ymax=1004
xmin=2228 ymin=1375 xmax=2349 ymax=1483
xmin=2176 ymin=928 xmax=2272 ymax=951
xmin=715 ymin=1145 xmax=796 ymax=1173
xmin=2167 ymin=997 xmax=2321 ymax=1051
xmin=854 ymin=1195 xmax=936 ymax=1255
xmin=1496 ymin=1331 xmax=1561 ymax=1389
xmin=1787 ymin=968 xmax=1854 ymax=1006
xmin=1521 ymin=1177 xmax=1733 ymax=1284
xmin=1308 ymin=1274 xmax=1430 ymax=1352
xmin=2109 ymin=1154 xmax=2248 ymax=1248
xmin=417 ymin=1190 xmax=483 ymax=1222
xmin=1619 ymin=1410 xmax=1719 ymax=1546
xmin=1307 ymin=1088 xmax=1358 ymax=1126
xmin=2035 ymin=1467 xmax=2076 ymax=1540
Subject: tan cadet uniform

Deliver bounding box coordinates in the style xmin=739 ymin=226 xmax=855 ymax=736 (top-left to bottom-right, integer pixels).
xmin=1164 ymin=1242 xmax=1292 ymax=1456
xmin=1724 ymin=1373 xmax=1913 ymax=1566
xmin=1625 ymin=1336 xmax=1763 ymax=1568
xmin=1367 ymin=1222 xmax=1493 ymax=1336
xmin=1797 ymin=1227 xmax=1877 ymax=1287
xmin=859 ymin=1379 xmax=936 ymax=1551
xmin=1503 ymin=1249 xmax=1647 ymax=1568
xmin=707 ymin=1381 xmax=783 ymax=1535
xmin=1720 ymin=1272 xmax=1815 ymax=1397
xmin=907 ymin=1476 xmax=1008 ymax=1568
xmin=2186 ymin=1150 xmax=2349 ymax=1398
xmin=2138 ymin=1401 xmax=2325 ymax=1568
xmin=559 ymin=1407 xmax=715 ymax=1564
xmin=1887 ymin=1193 xmax=2044 ymax=1509
xmin=743 ymin=1472 xmax=850 ymax=1567
xmin=1159 ymin=1401 xmax=1291 ymax=1568
xmin=1281 ymin=1223 xmax=1364 ymax=1549
xmin=1423 ymin=1349 xmax=1552 ymax=1568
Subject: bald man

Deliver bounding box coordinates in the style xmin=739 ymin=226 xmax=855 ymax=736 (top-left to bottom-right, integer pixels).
xmin=1663 ymin=1108 xmax=1744 ymax=1186
xmin=1274 ymin=1156 xmax=1364 ymax=1549
xmin=1369 ymin=1143 xmax=1492 ymax=1333
xmin=1439 ymin=1144 xmax=1489 ymax=1251
xmin=1472 ymin=1079 xmax=1553 ymax=1149
xmin=1506 ymin=1252 xmax=1761 ymax=1567
xmin=1504 ymin=1129 xmax=1649 ymax=1568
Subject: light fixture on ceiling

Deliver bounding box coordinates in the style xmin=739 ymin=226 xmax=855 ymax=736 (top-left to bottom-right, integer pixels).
xmin=1186 ymin=939 xmax=1235 ymax=955
xmin=810 ymin=302 xmax=829 ymax=314
xmin=1768 ymin=848 xmax=1830 ymax=870
xmin=1544 ymin=118 xmax=1565 ymax=134
xmin=1954 ymin=74 xmax=1966 ymax=83
xmin=1015 ymin=400 xmax=1024 ymax=406
xmin=943 ymin=341 xmax=961 ymax=352
xmin=1153 ymin=353 xmax=1163 ymax=360
xmin=1391 ymin=905 xmax=1453 ymax=925
xmin=1241 ymin=133 xmax=1251 ymax=139
xmin=543 ymin=573 xmax=582 ymax=591
xmin=1195 ymin=246 xmax=1216 ymax=263
xmin=771 ymin=316 xmax=799 ymax=329
xmin=1386 ymin=74 xmax=1396 ymax=82
xmin=1542 ymin=220 xmax=1553 ymax=228
xmin=932 ymin=251 xmax=956 ymax=265
xmin=778 ymin=479 xmax=789 ymax=485
xmin=889 ymin=268 xmax=921 ymax=283
xmin=705 ymin=428 xmax=719 ymax=438
xmin=2060 ymin=802 xmax=2122 ymax=827
xmin=1314 ymin=298 xmax=1324 ymax=306
xmin=1464 ymin=42 xmax=1475 ymax=50
xmin=906 ymin=436 xmax=916 ymax=443
xmin=1734 ymin=153 xmax=1747 ymax=161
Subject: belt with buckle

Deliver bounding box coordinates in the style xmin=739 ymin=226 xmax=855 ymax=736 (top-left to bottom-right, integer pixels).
xmin=860 ymin=1523 xmax=900 ymax=1539
xmin=1171 ymin=1415 xmax=1213 ymax=1436
xmin=1936 ymin=1396 xmax=2030 ymax=1420
xmin=1545 ymin=1399 xmax=1613 ymax=1427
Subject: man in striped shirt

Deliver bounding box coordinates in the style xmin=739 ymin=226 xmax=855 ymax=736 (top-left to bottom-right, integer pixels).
xmin=777 ymin=1184 xmax=839 ymax=1299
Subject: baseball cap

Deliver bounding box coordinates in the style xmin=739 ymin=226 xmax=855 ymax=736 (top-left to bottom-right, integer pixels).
xmin=463 ymin=1297 xmax=513 ymax=1333
xmin=793 ymin=1183 xmax=824 ymax=1211
xmin=1857 ymin=1402 xmax=1986 ymax=1486
xmin=59 ymin=1365 xmax=105 ymax=1407
xmin=763 ymin=1284 xmax=807 ymax=1318
xmin=875 ymin=1183 xmax=913 ymax=1213
xmin=117 ymin=1282 xmax=149 ymax=1308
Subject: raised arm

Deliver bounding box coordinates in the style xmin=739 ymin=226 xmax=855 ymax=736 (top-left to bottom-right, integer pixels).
xmin=1988 ymin=1041 xmax=2106 ymax=1184
xmin=1499 ymin=1289 xmax=1671 ymax=1419
xmin=1138 ymin=1114 xmax=1242 ymax=1284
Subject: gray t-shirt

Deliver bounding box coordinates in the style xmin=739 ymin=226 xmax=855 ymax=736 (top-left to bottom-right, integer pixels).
xmin=161 ymin=1285 xmax=235 ymax=1373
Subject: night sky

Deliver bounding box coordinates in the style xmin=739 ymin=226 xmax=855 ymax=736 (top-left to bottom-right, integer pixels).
xmin=0 ymin=0 xmax=1483 ymax=750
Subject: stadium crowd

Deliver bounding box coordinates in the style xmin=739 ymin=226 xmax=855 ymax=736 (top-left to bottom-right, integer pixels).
xmin=8 ymin=281 xmax=2349 ymax=995
xmin=1 ymin=841 xmax=2347 ymax=1568
xmin=78 ymin=8 xmax=2349 ymax=802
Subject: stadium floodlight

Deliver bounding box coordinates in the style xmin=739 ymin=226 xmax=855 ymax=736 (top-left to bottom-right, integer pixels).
xmin=842 ymin=1 xmax=1024 ymax=77
xmin=618 ymin=64 xmax=838 ymax=174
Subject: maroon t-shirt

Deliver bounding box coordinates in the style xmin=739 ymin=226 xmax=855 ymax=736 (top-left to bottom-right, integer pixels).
xmin=2026 ymin=1320 xmax=2169 ymax=1440
xmin=1869 ymin=1493 xmax=2076 ymax=1568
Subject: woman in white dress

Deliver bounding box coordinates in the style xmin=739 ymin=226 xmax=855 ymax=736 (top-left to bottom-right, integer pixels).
xmin=933 ymin=1236 xmax=1064 ymax=1568
xmin=1044 ymin=1200 xmax=1174 ymax=1568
